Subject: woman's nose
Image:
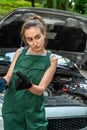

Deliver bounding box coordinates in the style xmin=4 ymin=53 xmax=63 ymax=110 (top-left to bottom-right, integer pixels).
xmin=33 ymin=39 xmax=38 ymax=46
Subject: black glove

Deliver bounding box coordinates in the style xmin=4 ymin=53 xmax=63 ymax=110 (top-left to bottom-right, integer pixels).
xmin=0 ymin=77 xmax=6 ymax=92
xmin=15 ymin=71 xmax=32 ymax=90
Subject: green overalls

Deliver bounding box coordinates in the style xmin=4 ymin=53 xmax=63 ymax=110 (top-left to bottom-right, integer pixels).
xmin=2 ymin=48 xmax=51 ymax=130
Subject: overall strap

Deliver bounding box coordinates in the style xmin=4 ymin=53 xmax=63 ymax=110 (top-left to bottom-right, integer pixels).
xmin=20 ymin=47 xmax=28 ymax=55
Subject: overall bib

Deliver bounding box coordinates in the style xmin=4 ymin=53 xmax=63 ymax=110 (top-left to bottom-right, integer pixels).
xmin=2 ymin=48 xmax=51 ymax=130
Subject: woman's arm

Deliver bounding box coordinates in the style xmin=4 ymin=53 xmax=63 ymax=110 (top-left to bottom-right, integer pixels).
xmin=3 ymin=49 xmax=20 ymax=86
xmin=28 ymin=56 xmax=58 ymax=95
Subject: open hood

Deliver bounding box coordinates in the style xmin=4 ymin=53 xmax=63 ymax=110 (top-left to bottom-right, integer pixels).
xmin=0 ymin=7 xmax=87 ymax=68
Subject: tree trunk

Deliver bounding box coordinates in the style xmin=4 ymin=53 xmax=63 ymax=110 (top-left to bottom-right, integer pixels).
xmin=31 ymin=0 xmax=35 ymax=7
xmin=46 ymin=0 xmax=53 ymax=8
xmin=56 ymin=0 xmax=69 ymax=10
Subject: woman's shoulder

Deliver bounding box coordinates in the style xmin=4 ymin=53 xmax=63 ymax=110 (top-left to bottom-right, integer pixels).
xmin=50 ymin=53 xmax=58 ymax=62
xmin=47 ymin=50 xmax=58 ymax=62
xmin=18 ymin=46 xmax=28 ymax=54
xmin=19 ymin=47 xmax=24 ymax=54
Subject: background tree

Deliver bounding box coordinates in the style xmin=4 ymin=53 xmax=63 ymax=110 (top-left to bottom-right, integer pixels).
xmin=46 ymin=0 xmax=53 ymax=8
xmin=25 ymin=0 xmax=35 ymax=7
xmin=56 ymin=0 xmax=69 ymax=10
xmin=43 ymin=0 xmax=70 ymax=10
xmin=31 ymin=0 xmax=35 ymax=7
xmin=74 ymin=0 xmax=87 ymax=14
xmin=0 ymin=0 xmax=87 ymax=18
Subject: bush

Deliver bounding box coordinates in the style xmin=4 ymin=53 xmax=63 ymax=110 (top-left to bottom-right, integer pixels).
xmin=0 ymin=0 xmax=41 ymax=17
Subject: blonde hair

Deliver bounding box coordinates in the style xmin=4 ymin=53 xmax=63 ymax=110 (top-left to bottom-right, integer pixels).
xmin=20 ymin=15 xmax=47 ymax=47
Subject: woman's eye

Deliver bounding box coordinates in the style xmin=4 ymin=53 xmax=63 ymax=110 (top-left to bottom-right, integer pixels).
xmin=26 ymin=38 xmax=32 ymax=42
xmin=36 ymin=35 xmax=40 ymax=40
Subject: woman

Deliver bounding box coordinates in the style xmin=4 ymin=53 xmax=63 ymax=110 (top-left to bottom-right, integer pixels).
xmin=1 ymin=15 xmax=58 ymax=130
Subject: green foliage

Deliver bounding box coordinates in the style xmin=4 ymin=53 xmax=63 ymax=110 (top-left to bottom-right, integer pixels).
xmin=0 ymin=0 xmax=87 ymax=17
xmin=74 ymin=0 xmax=87 ymax=14
xmin=84 ymin=3 xmax=87 ymax=15
xmin=0 ymin=0 xmax=41 ymax=16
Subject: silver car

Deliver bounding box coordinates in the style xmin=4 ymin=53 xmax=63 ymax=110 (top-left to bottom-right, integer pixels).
xmin=0 ymin=7 xmax=87 ymax=130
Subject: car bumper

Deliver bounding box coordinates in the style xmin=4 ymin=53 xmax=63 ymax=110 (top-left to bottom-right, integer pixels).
xmin=45 ymin=106 xmax=87 ymax=119
xmin=45 ymin=106 xmax=87 ymax=130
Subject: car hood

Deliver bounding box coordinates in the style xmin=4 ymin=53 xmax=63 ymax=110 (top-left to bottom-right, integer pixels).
xmin=0 ymin=7 xmax=87 ymax=67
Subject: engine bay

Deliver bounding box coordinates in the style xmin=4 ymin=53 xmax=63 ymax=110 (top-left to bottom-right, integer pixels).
xmin=44 ymin=67 xmax=87 ymax=106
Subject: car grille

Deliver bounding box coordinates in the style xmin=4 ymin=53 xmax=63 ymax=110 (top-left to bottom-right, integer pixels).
xmin=47 ymin=117 xmax=87 ymax=130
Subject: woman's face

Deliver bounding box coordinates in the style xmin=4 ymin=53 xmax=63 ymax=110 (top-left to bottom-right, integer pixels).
xmin=24 ymin=26 xmax=46 ymax=53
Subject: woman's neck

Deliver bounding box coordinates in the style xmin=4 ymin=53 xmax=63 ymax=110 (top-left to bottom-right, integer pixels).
xmin=28 ymin=48 xmax=47 ymax=55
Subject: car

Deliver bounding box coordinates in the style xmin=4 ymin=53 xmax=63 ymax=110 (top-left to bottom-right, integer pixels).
xmin=0 ymin=7 xmax=87 ymax=130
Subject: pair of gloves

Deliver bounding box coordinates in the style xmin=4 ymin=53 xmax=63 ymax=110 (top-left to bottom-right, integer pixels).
xmin=0 ymin=71 xmax=32 ymax=91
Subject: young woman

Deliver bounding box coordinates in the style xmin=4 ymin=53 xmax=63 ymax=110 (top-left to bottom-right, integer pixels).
xmin=1 ymin=15 xmax=58 ymax=130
